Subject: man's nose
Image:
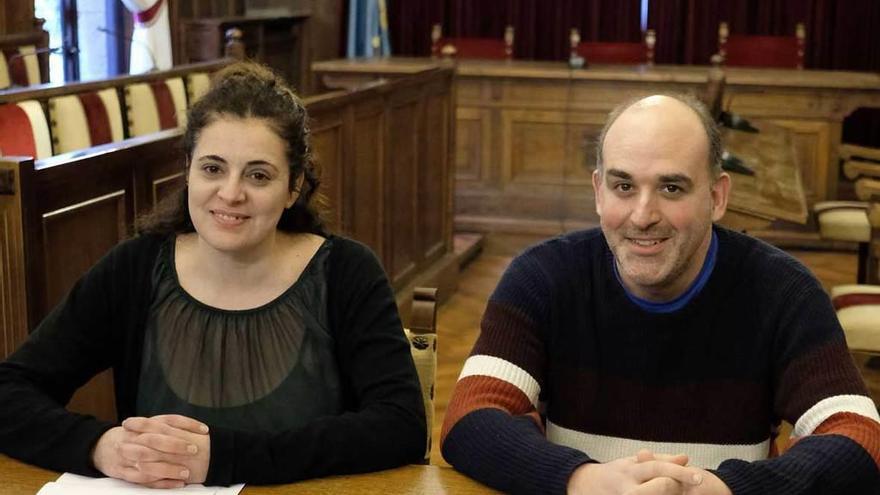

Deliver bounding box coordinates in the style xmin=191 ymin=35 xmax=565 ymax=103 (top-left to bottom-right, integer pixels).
xmin=630 ymin=192 xmax=661 ymax=229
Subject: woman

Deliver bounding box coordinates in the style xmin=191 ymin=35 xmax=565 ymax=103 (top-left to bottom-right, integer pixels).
xmin=0 ymin=62 xmax=426 ymax=488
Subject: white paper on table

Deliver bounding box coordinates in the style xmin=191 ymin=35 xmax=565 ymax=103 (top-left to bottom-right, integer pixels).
xmin=36 ymin=473 xmax=245 ymax=495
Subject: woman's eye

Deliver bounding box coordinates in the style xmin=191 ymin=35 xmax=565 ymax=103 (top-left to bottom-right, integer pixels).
xmin=250 ymin=171 xmax=270 ymax=182
xmin=202 ymin=164 xmax=221 ymax=174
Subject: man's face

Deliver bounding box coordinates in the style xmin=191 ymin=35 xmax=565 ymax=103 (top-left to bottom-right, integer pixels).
xmin=593 ymin=96 xmax=730 ymax=302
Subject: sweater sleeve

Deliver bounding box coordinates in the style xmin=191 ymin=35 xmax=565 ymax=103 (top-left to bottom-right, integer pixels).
xmin=0 ymin=239 xmax=145 ymax=475
xmin=204 ymin=238 xmax=426 ymax=485
xmin=440 ymin=246 xmax=591 ymax=495
xmin=714 ymin=270 xmax=880 ymax=494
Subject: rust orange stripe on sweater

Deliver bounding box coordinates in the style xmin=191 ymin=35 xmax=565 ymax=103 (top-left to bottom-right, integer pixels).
xmin=813 ymin=411 xmax=880 ymax=466
xmin=442 ymin=375 xmax=539 ymax=443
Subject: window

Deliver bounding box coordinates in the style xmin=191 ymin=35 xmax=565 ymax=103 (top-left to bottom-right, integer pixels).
xmin=32 ymin=0 xmax=125 ymax=82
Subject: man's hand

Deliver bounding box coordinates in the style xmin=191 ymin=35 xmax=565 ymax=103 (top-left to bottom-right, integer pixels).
xmin=635 ymin=450 xmax=733 ymax=495
xmin=91 ymin=414 xmax=210 ymax=488
xmin=567 ymin=450 xmax=704 ymax=495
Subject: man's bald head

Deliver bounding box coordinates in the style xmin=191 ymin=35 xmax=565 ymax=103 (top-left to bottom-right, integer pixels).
xmin=595 ymin=94 xmax=723 ymax=179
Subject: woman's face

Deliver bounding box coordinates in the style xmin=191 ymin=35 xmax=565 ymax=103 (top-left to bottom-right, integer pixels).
xmin=187 ymin=116 xmax=298 ymax=256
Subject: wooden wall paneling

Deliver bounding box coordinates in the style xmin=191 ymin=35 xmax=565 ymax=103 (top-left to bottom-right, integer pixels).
xmin=766 ymin=119 xmax=833 ymax=206
xmin=419 ymin=88 xmax=449 ymax=263
xmin=0 ymin=158 xmax=29 ymax=359
xmin=310 ymin=108 xmax=346 ymax=232
xmin=350 ymin=99 xmax=385 ymax=254
xmin=385 ymin=86 xmax=421 ymax=289
xmin=454 ymin=107 xmax=490 ymax=182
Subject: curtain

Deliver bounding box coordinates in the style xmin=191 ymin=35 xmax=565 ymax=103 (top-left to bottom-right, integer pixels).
xmin=347 ymin=0 xmax=392 ymax=57
xmin=387 ymin=0 xmax=642 ymax=60
xmin=119 ymin=0 xmax=172 ymax=73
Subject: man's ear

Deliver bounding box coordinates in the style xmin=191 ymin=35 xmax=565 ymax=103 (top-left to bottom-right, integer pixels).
xmin=710 ymin=172 xmax=731 ymax=222
xmin=592 ymin=169 xmax=604 ymax=217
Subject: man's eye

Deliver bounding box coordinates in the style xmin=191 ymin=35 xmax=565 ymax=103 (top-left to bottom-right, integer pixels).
xmin=614 ymin=183 xmax=632 ymax=192
xmin=662 ymin=184 xmax=682 ymax=194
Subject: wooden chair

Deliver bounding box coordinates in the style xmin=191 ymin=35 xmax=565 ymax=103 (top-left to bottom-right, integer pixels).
xmin=124 ymin=77 xmax=188 ymax=137
xmin=0 ymin=100 xmax=52 ymax=159
xmin=431 ymin=24 xmax=514 ymax=60
xmin=403 ymin=287 xmax=438 ymax=463
xmin=718 ymin=21 xmax=806 ymax=69
xmin=48 ymin=89 xmax=125 ymax=154
xmin=814 ymin=144 xmax=880 ymax=284
xmin=570 ymin=28 xmax=656 ymax=65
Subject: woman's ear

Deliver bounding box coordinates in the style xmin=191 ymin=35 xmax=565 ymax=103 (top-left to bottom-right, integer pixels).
xmin=287 ymin=174 xmax=305 ymax=209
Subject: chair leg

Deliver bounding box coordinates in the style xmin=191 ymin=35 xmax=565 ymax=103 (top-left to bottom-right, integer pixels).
xmin=857 ymin=242 xmax=869 ymax=284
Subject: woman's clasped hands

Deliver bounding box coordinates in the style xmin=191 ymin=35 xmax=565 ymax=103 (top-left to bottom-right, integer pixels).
xmin=91 ymin=414 xmax=211 ymax=488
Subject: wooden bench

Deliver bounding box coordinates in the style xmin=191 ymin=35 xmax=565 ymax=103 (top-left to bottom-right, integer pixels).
xmin=0 ymin=66 xmax=457 ymax=422
xmin=0 ymin=22 xmax=50 ymax=89
xmin=0 ymin=59 xmax=234 ymax=158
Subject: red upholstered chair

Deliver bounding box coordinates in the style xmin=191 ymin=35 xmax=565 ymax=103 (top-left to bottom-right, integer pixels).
xmin=124 ymin=77 xmax=188 ymax=137
xmin=718 ymin=22 xmax=806 ymax=69
xmin=814 ymin=145 xmax=880 ymax=284
xmin=430 ymin=24 xmax=514 ymax=60
xmin=570 ymin=28 xmax=656 ymax=65
xmin=0 ymin=100 xmax=53 ymax=159
xmin=2 ymin=45 xmax=41 ymax=86
xmin=48 ymin=88 xmax=125 ymax=155
xmin=833 ymin=284 xmax=880 ymax=359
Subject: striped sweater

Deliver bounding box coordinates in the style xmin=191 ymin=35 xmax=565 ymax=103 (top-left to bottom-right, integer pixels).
xmin=441 ymin=226 xmax=880 ymax=494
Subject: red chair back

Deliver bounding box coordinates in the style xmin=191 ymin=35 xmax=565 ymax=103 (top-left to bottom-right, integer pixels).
xmin=431 ymin=24 xmax=514 ymax=60
xmin=577 ymin=42 xmax=646 ymax=64
xmin=570 ymin=29 xmax=655 ymax=65
xmin=719 ymin=22 xmax=805 ymax=69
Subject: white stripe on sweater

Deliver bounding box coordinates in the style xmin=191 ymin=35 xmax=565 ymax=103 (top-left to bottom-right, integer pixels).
xmin=458 ymin=354 xmax=541 ymax=407
xmin=792 ymin=394 xmax=880 ymax=437
xmin=546 ymin=420 xmax=771 ymax=469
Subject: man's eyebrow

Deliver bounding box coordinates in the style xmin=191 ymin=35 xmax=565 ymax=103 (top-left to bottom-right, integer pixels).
xmin=658 ymin=174 xmax=694 ymax=187
xmin=605 ymin=169 xmax=632 ymax=180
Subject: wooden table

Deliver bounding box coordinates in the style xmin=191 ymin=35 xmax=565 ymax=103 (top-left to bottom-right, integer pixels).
xmin=314 ymin=58 xmax=880 ymax=242
xmin=0 ymin=455 xmax=499 ymax=494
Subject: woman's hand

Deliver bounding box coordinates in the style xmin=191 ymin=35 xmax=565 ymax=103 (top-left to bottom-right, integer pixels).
xmin=91 ymin=414 xmax=210 ymax=488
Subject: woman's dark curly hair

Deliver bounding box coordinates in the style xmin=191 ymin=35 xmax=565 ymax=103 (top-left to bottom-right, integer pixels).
xmin=137 ymin=61 xmax=327 ymax=236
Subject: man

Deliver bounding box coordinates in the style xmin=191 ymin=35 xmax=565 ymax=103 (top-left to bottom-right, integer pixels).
xmin=440 ymin=94 xmax=880 ymax=495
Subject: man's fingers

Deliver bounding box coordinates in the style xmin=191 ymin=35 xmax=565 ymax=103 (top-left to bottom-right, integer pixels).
xmin=130 ymin=432 xmax=198 ymax=456
xmin=635 ymin=450 xmax=689 ymax=466
xmin=151 ymin=414 xmax=210 ymax=434
xmin=624 ymin=477 xmax=685 ymax=495
xmin=632 ymin=461 xmax=703 ymax=486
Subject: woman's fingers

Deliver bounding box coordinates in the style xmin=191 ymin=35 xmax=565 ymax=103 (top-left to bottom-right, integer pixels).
xmin=128 ymin=432 xmax=198 ymax=456
xmin=150 ymin=414 xmax=210 ymax=434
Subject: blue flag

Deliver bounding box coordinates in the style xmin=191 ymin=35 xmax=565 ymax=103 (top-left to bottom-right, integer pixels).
xmin=347 ymin=0 xmax=392 ymax=57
